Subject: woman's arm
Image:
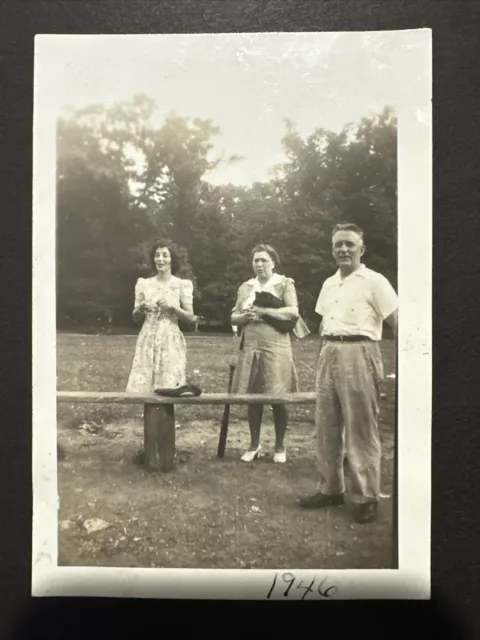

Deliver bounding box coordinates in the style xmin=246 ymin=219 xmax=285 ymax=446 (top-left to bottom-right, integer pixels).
xmin=132 ymin=279 xmax=147 ymax=324
xmin=253 ymin=278 xmax=300 ymax=322
xmin=170 ymin=302 xmax=196 ymax=325
xmin=231 ymin=309 xmax=252 ymax=326
xmin=230 ymin=283 xmax=253 ymax=327
xmin=132 ymin=305 xmax=147 ymax=324
xmin=160 ymin=280 xmax=197 ymax=325
xmin=253 ymin=306 xmax=299 ymax=322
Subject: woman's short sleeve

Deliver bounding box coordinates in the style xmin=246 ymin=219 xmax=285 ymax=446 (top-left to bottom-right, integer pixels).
xmin=133 ymin=278 xmax=145 ymax=310
xmin=283 ymin=277 xmax=299 ymax=307
xmin=180 ymin=279 xmax=194 ymax=307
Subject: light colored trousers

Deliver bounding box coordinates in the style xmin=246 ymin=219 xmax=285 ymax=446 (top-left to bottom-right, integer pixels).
xmin=315 ymin=340 xmax=385 ymax=504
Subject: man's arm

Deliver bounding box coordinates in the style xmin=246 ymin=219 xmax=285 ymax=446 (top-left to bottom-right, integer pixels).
xmin=371 ymin=273 xmax=398 ymax=340
xmin=315 ymin=316 xmax=325 ymax=358
xmin=385 ymin=309 xmax=397 ymax=339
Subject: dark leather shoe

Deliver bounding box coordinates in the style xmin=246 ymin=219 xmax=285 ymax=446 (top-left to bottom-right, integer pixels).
xmin=353 ymin=501 xmax=378 ymax=524
xmin=298 ymin=492 xmax=345 ymax=509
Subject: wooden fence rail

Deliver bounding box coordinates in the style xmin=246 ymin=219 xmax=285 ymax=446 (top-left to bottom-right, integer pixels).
xmin=57 ymin=391 xmax=317 ymax=405
xmin=57 ymin=388 xmax=316 ymax=473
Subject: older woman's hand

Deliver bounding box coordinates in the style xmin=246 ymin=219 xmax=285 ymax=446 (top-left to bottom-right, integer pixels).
xmin=251 ymin=305 xmax=266 ymax=318
xmin=244 ymin=307 xmax=261 ymax=322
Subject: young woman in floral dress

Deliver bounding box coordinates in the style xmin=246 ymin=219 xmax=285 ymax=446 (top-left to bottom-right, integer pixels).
xmin=127 ymin=241 xmax=196 ymax=393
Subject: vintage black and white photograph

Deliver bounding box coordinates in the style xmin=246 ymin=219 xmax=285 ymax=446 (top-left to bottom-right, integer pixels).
xmin=32 ymin=30 xmax=432 ymax=599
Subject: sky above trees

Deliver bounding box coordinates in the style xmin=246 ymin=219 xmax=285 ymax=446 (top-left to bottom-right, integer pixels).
xmin=43 ymin=30 xmax=425 ymax=185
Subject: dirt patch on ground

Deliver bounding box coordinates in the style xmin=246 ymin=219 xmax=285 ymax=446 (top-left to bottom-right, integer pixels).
xmin=58 ymin=413 xmax=395 ymax=570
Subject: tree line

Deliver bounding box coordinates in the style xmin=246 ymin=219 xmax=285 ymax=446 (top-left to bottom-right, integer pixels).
xmin=56 ymin=94 xmax=397 ymax=333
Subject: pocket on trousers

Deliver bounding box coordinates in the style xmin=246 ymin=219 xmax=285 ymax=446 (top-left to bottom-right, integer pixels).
xmin=361 ymin=343 xmax=384 ymax=391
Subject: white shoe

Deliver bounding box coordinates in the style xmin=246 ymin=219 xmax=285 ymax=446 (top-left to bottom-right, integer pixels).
xmin=241 ymin=446 xmax=261 ymax=462
xmin=273 ymin=449 xmax=286 ymax=463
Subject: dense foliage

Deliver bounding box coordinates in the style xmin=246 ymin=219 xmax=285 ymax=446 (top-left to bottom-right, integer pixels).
xmin=56 ymin=94 xmax=397 ymax=331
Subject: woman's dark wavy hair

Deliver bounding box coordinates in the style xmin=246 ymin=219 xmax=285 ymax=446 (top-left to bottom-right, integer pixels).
xmin=149 ymin=240 xmax=182 ymax=275
xmin=251 ymin=243 xmax=281 ymax=269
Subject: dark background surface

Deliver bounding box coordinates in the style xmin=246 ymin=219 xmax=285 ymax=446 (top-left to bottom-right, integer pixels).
xmin=0 ymin=1 xmax=479 ymax=637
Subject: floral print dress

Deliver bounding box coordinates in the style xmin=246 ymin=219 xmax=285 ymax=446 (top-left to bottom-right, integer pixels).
xmin=126 ymin=276 xmax=194 ymax=393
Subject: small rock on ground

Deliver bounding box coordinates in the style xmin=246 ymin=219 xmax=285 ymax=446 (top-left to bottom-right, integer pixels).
xmin=83 ymin=518 xmax=111 ymax=534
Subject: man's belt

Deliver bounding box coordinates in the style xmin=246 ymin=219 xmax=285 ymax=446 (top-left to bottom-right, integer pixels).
xmin=323 ymin=335 xmax=371 ymax=342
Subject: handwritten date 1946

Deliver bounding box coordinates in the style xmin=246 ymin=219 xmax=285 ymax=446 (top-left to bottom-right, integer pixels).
xmin=266 ymin=572 xmax=338 ymax=600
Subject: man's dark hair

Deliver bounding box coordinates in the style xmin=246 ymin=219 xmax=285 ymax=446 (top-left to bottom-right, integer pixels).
xmin=332 ymin=223 xmax=365 ymax=242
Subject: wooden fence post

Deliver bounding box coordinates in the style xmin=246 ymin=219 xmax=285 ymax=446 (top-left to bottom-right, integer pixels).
xmin=217 ymin=364 xmax=236 ymax=459
xmin=144 ymin=404 xmax=176 ymax=472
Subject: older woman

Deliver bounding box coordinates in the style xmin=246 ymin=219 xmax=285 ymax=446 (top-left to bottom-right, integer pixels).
xmin=230 ymin=244 xmax=309 ymax=463
xmin=126 ymin=240 xmax=196 ymax=393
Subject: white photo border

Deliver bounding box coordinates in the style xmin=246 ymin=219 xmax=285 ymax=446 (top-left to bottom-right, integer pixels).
xmin=32 ymin=30 xmax=432 ymax=600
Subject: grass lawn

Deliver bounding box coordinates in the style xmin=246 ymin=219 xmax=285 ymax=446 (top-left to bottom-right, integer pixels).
xmin=57 ymin=332 xmax=397 ymax=570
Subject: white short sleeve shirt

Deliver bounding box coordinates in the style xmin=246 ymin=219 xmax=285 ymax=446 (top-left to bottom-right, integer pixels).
xmin=315 ymin=264 xmax=398 ymax=341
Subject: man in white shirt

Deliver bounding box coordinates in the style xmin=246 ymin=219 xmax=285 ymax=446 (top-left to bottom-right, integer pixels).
xmin=299 ymin=223 xmax=398 ymax=524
